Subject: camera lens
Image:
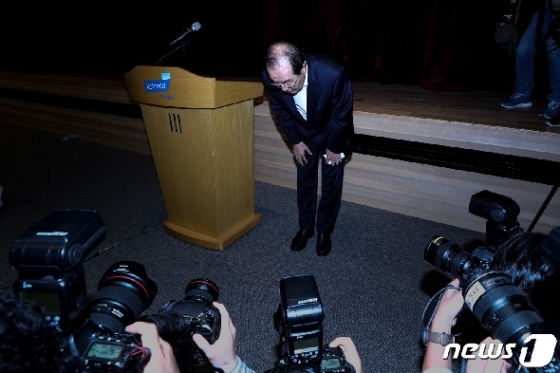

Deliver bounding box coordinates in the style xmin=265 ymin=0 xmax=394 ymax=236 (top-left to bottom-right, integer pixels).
xmin=184 ymin=278 xmax=219 ymax=303
xmin=425 ymin=236 xmax=472 ymax=278
xmin=463 ymin=271 xmax=543 ymax=345
xmin=88 ymin=261 xmax=157 ymax=332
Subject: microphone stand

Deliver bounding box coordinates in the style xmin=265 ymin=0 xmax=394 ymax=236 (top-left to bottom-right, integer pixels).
xmin=154 ymin=24 xmax=200 ymax=66
xmin=155 ymin=40 xmax=191 ymax=66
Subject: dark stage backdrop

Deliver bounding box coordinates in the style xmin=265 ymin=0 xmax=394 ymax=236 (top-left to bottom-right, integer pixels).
xmin=0 ymin=0 xmax=546 ymax=92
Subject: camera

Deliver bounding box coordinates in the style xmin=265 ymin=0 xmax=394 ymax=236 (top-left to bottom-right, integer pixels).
xmin=64 ymin=261 xmax=157 ymax=373
xmin=424 ymin=190 xmax=560 ymax=372
xmin=266 ymin=274 xmax=355 ymax=373
xmin=8 ymin=210 xmax=160 ymax=372
xmin=9 ymin=209 xmax=106 ymax=334
xmin=8 ymin=210 xmax=227 ymax=373
xmin=424 ymin=190 xmax=524 ymax=288
xmin=153 ymin=278 xmax=221 ymax=366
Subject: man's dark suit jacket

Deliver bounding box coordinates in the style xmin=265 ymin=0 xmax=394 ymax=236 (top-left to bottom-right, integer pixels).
xmin=263 ymin=52 xmax=354 ymax=155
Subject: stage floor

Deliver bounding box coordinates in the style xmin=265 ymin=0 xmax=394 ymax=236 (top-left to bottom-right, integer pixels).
xmin=351 ymin=81 xmax=560 ymax=135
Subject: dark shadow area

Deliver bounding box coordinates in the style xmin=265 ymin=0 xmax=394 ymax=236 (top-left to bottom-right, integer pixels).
xmin=0 ymin=0 xmax=553 ymax=96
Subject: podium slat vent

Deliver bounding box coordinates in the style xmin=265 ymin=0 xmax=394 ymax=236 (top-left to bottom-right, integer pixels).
xmin=168 ymin=113 xmax=183 ymax=133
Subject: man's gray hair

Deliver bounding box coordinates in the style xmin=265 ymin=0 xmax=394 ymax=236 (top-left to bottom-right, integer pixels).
xmin=264 ymin=41 xmax=304 ymax=74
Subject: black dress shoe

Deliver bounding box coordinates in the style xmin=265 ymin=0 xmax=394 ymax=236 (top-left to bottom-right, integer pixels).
xmin=316 ymin=233 xmax=332 ymax=256
xmin=291 ymin=228 xmax=314 ymax=251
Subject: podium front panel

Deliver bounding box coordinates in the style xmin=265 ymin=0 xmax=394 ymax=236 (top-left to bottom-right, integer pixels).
xmin=140 ymin=101 xmax=258 ymax=243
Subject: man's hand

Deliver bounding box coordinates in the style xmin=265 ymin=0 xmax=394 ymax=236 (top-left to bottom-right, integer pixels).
xmin=328 ymin=337 xmax=363 ymax=373
xmin=293 ymin=141 xmax=312 ymax=165
xmin=325 ymin=148 xmax=343 ymax=166
xmin=193 ymin=302 xmax=237 ymax=372
xmin=125 ymin=322 xmax=180 ymax=373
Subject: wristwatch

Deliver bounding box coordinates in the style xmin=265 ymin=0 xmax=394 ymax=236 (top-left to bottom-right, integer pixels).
xmin=422 ymin=329 xmax=455 ymax=346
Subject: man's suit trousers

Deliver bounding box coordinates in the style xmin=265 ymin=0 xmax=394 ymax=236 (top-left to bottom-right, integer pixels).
xmin=296 ymin=147 xmax=345 ymax=234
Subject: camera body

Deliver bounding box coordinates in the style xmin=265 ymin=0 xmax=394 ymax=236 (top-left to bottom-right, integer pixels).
xmin=156 ymin=278 xmax=221 ymax=366
xmin=267 ymin=347 xmax=351 ymax=373
xmin=67 ymin=320 xmax=149 ymax=373
xmin=268 ymin=274 xmax=355 ymax=373
xmin=319 ymin=347 xmax=354 ymax=373
xmin=64 ymin=261 xmax=157 ymax=373
xmin=9 ymin=209 xmax=106 ymax=333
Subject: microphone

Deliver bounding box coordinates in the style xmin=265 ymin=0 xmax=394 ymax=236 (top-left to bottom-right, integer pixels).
xmin=169 ymin=22 xmax=201 ymax=46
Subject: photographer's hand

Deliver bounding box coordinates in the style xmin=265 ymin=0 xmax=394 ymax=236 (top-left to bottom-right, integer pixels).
xmin=466 ymin=337 xmax=512 ymax=373
xmin=193 ymin=302 xmax=238 ymax=373
xmin=328 ymin=337 xmax=363 ymax=373
xmin=125 ymin=321 xmax=180 ymax=373
xmin=432 ymin=278 xmax=463 ymax=331
xmin=422 ymin=278 xmax=463 ymax=373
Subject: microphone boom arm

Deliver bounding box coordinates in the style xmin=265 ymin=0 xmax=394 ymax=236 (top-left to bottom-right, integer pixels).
xmin=169 ymin=21 xmax=201 ymax=46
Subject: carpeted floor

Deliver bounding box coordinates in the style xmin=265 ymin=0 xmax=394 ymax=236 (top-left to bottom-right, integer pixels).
xmin=0 ymin=121 xmax=489 ymax=372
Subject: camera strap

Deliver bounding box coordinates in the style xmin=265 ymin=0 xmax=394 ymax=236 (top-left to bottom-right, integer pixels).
xmin=421 ymin=284 xmax=462 ymax=333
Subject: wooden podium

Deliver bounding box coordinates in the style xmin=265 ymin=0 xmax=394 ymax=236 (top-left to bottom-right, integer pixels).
xmin=124 ymin=66 xmax=263 ymax=250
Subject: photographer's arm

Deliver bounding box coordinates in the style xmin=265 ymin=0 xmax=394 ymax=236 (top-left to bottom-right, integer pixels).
xmin=328 ymin=337 xmax=363 ymax=373
xmin=193 ymin=302 xmax=256 ymax=373
xmin=422 ymin=279 xmax=463 ymax=373
xmin=125 ymin=322 xmax=180 ymax=373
